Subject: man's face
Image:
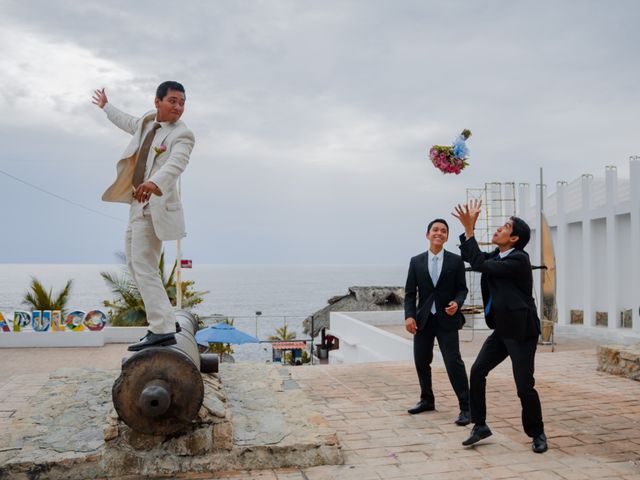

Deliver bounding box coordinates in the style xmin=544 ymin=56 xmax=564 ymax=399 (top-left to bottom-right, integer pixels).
xmin=426 ymin=222 xmax=449 ymax=248
xmin=155 ymin=89 xmax=185 ymax=123
xmin=492 ymin=220 xmax=518 ymax=248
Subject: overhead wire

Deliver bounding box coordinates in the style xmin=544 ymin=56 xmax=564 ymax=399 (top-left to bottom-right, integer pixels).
xmin=0 ymin=168 xmax=125 ymax=223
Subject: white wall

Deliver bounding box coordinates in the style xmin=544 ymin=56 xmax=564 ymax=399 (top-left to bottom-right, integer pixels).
xmin=566 ymin=222 xmax=584 ymax=312
xmin=590 ymin=218 xmax=607 ymax=317
xmin=345 ymin=311 xmax=405 ymax=326
xmin=616 ymin=214 xmax=632 ymax=313
xmin=520 ymin=157 xmax=640 ymax=336
xmin=327 ymin=312 xmax=413 ymax=364
xmin=0 ymin=327 xmax=147 ymax=348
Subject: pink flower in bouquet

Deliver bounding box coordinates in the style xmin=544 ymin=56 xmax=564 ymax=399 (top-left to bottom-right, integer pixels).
xmin=428 ymin=130 xmax=471 ymax=175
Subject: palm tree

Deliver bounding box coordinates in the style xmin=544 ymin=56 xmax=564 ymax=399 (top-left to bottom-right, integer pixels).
xmin=100 ymin=272 xmax=145 ymax=326
xmin=101 ymin=251 xmax=208 ymax=326
xmin=269 ymin=324 xmax=297 ymax=341
xmin=23 ymin=278 xmax=73 ymax=312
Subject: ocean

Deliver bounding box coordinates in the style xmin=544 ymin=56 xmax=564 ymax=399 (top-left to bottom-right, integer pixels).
xmin=0 ymin=264 xmax=406 ymax=361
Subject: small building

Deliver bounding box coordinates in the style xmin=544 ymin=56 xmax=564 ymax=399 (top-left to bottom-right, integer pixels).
xmin=271 ymin=341 xmax=308 ymax=364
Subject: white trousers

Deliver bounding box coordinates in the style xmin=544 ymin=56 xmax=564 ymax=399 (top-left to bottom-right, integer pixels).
xmin=125 ymin=204 xmax=176 ymax=334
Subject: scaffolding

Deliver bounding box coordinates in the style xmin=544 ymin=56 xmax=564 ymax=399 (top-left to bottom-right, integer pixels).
xmin=463 ymin=183 xmax=517 ymax=329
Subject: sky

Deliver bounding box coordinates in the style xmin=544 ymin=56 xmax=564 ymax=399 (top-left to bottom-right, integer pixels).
xmin=1 ymin=0 xmax=638 ymax=264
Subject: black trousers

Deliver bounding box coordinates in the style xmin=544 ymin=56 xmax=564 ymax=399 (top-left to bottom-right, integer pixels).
xmin=413 ymin=314 xmax=470 ymax=411
xmin=469 ymin=330 xmax=544 ymax=437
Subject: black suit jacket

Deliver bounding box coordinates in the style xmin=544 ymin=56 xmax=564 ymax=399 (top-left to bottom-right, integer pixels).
xmin=459 ymin=234 xmax=541 ymax=340
xmin=404 ymin=249 xmax=468 ymax=331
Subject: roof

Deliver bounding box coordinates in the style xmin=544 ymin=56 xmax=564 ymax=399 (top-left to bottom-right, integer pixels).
xmin=271 ymin=341 xmax=307 ymax=350
xmin=302 ymin=286 xmax=404 ymax=337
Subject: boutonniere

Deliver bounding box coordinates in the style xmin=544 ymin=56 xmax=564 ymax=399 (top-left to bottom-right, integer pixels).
xmin=153 ymin=145 xmax=167 ymax=157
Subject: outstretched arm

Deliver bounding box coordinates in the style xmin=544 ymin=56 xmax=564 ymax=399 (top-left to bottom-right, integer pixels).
xmin=460 ymin=235 xmax=528 ymax=278
xmin=454 ymin=200 xmax=492 ymax=264
xmin=91 ymin=87 xmax=140 ymax=135
xmin=452 ymin=199 xmax=482 ymax=238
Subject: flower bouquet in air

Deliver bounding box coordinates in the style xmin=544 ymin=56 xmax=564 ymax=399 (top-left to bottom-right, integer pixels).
xmin=429 ymin=129 xmax=471 ymax=175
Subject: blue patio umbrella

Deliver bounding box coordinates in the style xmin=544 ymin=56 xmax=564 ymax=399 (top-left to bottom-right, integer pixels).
xmin=195 ymin=322 xmax=259 ymax=346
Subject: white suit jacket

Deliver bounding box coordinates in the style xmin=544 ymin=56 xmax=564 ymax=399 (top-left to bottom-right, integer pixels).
xmin=101 ymin=103 xmax=195 ymax=241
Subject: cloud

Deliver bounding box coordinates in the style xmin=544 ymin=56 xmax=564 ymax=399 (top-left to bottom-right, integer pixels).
xmin=0 ymin=22 xmax=136 ymax=135
xmin=1 ymin=0 xmax=639 ymax=263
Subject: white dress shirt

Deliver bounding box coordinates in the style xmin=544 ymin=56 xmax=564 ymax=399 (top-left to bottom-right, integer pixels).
xmin=499 ymin=248 xmax=515 ymax=259
xmin=428 ymin=249 xmax=444 ymax=313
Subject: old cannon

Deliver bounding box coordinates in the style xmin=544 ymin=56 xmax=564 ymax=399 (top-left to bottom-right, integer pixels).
xmin=112 ymin=310 xmax=219 ymax=435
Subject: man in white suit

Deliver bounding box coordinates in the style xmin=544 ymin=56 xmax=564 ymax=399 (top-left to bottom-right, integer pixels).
xmin=92 ymin=81 xmax=195 ymax=351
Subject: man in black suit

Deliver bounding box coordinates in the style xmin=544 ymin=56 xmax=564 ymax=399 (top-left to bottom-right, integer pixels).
xmin=404 ymin=219 xmax=470 ymax=426
xmin=453 ymin=200 xmax=547 ymax=454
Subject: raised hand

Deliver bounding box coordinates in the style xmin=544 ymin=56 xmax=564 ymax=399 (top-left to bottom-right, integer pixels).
xmin=467 ymin=199 xmax=482 ymax=219
xmin=452 ymin=199 xmax=483 ymax=237
xmin=91 ymin=88 xmax=108 ymax=109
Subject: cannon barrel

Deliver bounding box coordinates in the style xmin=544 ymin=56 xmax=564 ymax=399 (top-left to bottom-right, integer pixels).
xmin=112 ymin=310 xmax=218 ymax=435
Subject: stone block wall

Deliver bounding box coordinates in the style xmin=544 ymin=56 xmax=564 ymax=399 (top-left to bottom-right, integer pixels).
xmin=597 ymin=344 xmax=640 ymax=381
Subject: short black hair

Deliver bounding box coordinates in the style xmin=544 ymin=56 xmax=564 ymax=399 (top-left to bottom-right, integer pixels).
xmin=509 ymin=216 xmax=530 ymax=250
xmin=156 ymin=81 xmax=185 ymax=100
xmin=427 ymin=218 xmax=449 ymax=234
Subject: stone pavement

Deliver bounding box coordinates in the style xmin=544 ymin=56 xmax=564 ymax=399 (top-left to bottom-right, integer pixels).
xmin=1 ymin=333 xmax=640 ymax=479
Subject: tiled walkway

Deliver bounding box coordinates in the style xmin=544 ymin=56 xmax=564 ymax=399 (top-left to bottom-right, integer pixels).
xmin=1 ymin=336 xmax=639 ymax=479
xmin=290 ymin=348 xmax=640 ymax=480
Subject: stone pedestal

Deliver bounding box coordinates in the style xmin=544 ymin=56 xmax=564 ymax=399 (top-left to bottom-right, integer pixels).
xmin=0 ymin=365 xmax=342 ymax=479
xmin=102 ymin=372 xmax=234 ymax=476
xmin=597 ymin=344 xmax=640 ymax=381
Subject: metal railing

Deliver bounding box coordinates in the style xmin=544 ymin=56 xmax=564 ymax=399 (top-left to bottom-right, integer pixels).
xmin=200 ymin=314 xmax=321 ymax=364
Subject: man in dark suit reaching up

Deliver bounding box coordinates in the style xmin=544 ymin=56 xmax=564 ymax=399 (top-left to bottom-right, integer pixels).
xmin=404 ymin=219 xmax=470 ymax=426
xmin=453 ymin=200 xmax=547 ymax=454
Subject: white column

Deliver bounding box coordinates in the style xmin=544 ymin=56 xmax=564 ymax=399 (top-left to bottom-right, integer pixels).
xmin=630 ymin=157 xmax=640 ymax=333
xmin=581 ymin=174 xmax=594 ymax=326
xmin=556 ymin=181 xmax=568 ymax=325
xmin=518 ymin=183 xmax=531 ymax=221
xmin=605 ymin=166 xmax=618 ymax=329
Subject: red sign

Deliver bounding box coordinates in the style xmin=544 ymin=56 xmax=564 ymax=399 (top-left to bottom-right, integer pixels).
xmin=180 ymin=259 xmax=193 ymax=268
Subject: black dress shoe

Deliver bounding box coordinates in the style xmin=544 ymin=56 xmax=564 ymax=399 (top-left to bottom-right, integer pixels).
xmin=462 ymin=424 xmax=492 ymax=446
xmin=454 ymin=410 xmax=471 ymax=426
xmin=407 ymin=401 xmax=435 ymax=414
xmin=532 ymin=433 xmax=548 ymax=453
xmin=127 ymin=331 xmax=177 ymax=352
